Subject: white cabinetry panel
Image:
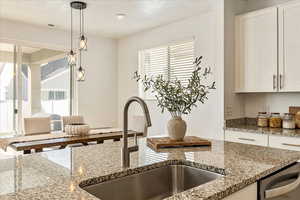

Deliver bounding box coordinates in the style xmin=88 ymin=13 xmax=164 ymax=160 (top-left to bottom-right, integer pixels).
xmin=224 ymin=183 xmax=257 ymax=200
xmin=225 ymin=130 xmax=269 ymax=147
xmin=235 ymin=7 xmax=278 ymax=93
xmin=269 ymin=135 xmax=300 ymax=151
xmin=279 ymin=2 xmax=300 ymax=92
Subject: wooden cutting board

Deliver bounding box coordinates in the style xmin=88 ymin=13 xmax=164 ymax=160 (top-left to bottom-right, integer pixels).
xmin=289 ymin=106 xmax=300 ymax=129
xmin=147 ymin=136 xmax=211 ymax=150
xmin=289 ymin=106 xmax=300 ymax=114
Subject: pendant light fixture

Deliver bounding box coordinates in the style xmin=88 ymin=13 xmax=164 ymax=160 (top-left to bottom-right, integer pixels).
xmin=69 ymin=1 xmax=87 ymax=81
xmin=67 ymin=5 xmax=76 ymax=66
xmin=77 ymin=55 xmax=86 ymax=81
xmin=79 ymin=7 xmax=87 ymax=51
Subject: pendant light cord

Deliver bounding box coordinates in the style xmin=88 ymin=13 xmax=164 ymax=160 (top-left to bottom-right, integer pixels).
xmin=71 ymin=6 xmax=73 ymax=50
xmin=82 ymin=9 xmax=85 ymax=36
xmin=79 ymin=8 xmax=82 ymax=67
xmin=80 ymin=8 xmax=82 ymax=37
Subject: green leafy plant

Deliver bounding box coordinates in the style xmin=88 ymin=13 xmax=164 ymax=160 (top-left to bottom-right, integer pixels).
xmin=134 ymin=56 xmax=216 ymax=117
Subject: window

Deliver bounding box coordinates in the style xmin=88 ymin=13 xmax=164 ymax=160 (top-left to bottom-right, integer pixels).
xmin=41 ymin=90 xmax=67 ymax=101
xmin=139 ymin=40 xmax=195 ymax=99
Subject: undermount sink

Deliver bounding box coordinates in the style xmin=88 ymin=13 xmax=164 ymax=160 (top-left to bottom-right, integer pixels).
xmin=80 ymin=164 xmax=222 ymax=200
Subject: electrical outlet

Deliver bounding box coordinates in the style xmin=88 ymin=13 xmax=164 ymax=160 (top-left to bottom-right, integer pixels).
xmin=225 ymin=106 xmax=233 ymax=118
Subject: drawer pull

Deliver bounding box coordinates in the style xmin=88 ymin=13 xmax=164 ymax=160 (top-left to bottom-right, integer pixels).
xmin=282 ymin=143 xmax=300 ymax=148
xmin=238 ymin=137 xmax=256 ymax=142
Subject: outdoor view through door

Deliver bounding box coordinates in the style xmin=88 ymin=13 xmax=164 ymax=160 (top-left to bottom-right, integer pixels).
xmin=0 ymin=43 xmax=15 ymax=136
xmin=0 ymin=42 xmax=71 ymax=136
xmin=40 ymin=58 xmax=70 ymax=116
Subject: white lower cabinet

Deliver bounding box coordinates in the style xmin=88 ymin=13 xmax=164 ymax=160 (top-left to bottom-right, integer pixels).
xmin=225 ymin=130 xmax=269 ymax=147
xmin=269 ymin=135 xmax=300 ymax=151
xmin=223 ymin=183 xmax=257 ymax=200
xmin=225 ymin=130 xmax=300 ymax=152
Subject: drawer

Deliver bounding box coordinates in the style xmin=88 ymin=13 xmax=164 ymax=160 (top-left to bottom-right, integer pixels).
xmin=225 ymin=130 xmax=268 ymax=147
xmin=269 ymin=135 xmax=300 ymax=151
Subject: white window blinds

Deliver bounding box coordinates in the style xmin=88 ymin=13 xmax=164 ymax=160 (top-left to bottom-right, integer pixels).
xmin=139 ymin=40 xmax=195 ymax=99
xmin=140 ymin=46 xmax=169 ymax=79
xmin=169 ymin=41 xmax=195 ymax=84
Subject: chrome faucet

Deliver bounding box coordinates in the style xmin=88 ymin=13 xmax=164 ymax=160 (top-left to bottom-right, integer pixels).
xmin=122 ymin=96 xmax=152 ymax=168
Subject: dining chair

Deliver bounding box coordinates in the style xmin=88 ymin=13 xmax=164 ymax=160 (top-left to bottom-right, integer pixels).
xmin=50 ymin=114 xmax=63 ymax=132
xmin=23 ymin=117 xmax=51 ymax=136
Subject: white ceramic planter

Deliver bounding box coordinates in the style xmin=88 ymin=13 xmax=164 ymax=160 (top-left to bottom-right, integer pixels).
xmin=167 ymin=116 xmax=186 ymax=141
xmin=65 ymin=124 xmax=90 ymax=136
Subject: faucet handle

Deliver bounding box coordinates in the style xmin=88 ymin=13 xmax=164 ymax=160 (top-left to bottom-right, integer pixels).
xmin=128 ymin=145 xmax=139 ymax=152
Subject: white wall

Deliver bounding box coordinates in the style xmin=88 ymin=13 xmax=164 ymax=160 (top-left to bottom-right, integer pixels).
xmin=0 ymin=19 xmax=118 ymax=128
xmin=224 ymin=0 xmax=247 ymax=119
xmin=244 ymin=93 xmax=300 ymax=117
xmin=117 ymin=1 xmax=224 ymax=140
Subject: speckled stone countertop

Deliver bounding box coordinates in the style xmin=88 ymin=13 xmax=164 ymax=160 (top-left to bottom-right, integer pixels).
xmin=225 ymin=118 xmax=300 ymax=137
xmin=0 ymin=138 xmax=300 ymax=200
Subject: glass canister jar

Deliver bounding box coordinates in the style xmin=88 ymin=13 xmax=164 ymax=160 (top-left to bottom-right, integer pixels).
xmin=282 ymin=113 xmax=296 ymax=129
xmin=269 ymin=113 xmax=282 ymax=128
xmin=257 ymin=112 xmax=269 ymax=127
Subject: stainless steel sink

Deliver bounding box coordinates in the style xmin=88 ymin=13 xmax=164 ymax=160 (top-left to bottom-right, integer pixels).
xmin=80 ymin=164 xmax=222 ymax=200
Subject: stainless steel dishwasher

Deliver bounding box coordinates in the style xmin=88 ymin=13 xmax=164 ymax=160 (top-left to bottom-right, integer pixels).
xmin=259 ymin=162 xmax=300 ymax=200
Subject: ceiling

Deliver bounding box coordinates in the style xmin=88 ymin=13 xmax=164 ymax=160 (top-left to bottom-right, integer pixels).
xmin=0 ymin=0 xmax=213 ymax=38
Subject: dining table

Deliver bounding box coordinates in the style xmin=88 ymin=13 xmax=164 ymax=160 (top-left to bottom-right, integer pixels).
xmin=0 ymin=128 xmax=142 ymax=154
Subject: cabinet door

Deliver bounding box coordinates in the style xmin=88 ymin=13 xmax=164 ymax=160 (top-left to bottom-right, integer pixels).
xmin=235 ymin=7 xmax=278 ymax=92
xmin=279 ymin=2 xmax=300 ymax=92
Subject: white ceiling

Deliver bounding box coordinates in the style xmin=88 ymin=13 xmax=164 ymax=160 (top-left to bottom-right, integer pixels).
xmin=0 ymin=0 xmax=213 ymax=38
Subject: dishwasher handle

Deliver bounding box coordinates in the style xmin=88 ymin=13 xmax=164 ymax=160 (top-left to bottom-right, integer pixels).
xmin=265 ymin=174 xmax=300 ymax=199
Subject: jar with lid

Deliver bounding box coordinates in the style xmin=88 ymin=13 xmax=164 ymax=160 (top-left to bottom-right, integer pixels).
xmin=282 ymin=113 xmax=296 ymax=129
xmin=257 ymin=112 xmax=269 ymax=127
xmin=269 ymin=113 xmax=282 ymax=128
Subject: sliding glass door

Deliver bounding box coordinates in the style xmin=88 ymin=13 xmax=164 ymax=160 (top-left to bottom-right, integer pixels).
xmin=0 ymin=43 xmax=16 ymax=136
xmin=0 ymin=42 xmax=71 ymax=136
xmin=40 ymin=57 xmax=70 ymax=116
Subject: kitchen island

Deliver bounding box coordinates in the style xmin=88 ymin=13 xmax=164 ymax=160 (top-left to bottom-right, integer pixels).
xmin=0 ymin=138 xmax=300 ymax=200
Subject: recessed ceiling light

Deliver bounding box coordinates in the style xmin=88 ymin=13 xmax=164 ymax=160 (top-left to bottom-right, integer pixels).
xmin=48 ymin=24 xmax=55 ymax=28
xmin=116 ymin=13 xmax=126 ymax=20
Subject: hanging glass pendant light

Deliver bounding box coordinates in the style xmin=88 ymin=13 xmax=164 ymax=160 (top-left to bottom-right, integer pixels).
xmin=70 ymin=1 xmax=87 ymax=81
xmin=79 ymin=35 xmax=87 ymax=50
xmin=79 ymin=6 xmax=87 ymax=51
xmin=77 ymin=44 xmax=85 ymax=81
xmin=67 ymin=50 xmax=76 ymax=65
xmin=67 ymin=5 xmax=76 ymax=65
xmin=77 ymin=66 xmax=85 ymax=81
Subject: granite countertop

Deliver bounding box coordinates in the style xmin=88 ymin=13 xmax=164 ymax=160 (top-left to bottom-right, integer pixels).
xmin=225 ymin=118 xmax=300 ymax=137
xmin=0 ymin=138 xmax=300 ymax=200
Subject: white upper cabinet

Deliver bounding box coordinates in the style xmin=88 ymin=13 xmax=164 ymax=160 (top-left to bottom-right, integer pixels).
xmin=235 ymin=7 xmax=278 ymax=93
xmin=278 ymin=2 xmax=300 ymax=92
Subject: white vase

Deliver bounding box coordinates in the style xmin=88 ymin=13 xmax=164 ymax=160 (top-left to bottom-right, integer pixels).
xmin=65 ymin=124 xmax=90 ymax=136
xmin=167 ymin=116 xmax=186 ymax=141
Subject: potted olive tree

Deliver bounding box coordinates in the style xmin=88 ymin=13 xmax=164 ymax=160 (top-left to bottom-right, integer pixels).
xmin=134 ymin=56 xmax=216 ymax=141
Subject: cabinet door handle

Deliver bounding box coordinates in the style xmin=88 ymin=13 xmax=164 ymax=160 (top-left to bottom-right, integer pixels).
xmin=273 ymin=75 xmax=277 ymax=90
xmin=280 ymin=74 xmax=284 ymax=90
xmin=238 ymin=137 xmax=255 ymax=142
xmin=282 ymin=143 xmax=300 ymax=148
